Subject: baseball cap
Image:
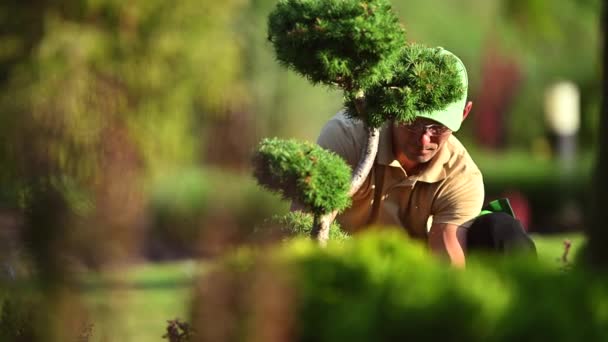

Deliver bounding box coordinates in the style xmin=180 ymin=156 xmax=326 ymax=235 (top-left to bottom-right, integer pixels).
xmin=415 ymin=48 xmax=468 ymax=132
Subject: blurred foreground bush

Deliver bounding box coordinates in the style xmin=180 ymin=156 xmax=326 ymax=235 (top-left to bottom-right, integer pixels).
xmin=192 ymin=230 xmax=608 ymax=341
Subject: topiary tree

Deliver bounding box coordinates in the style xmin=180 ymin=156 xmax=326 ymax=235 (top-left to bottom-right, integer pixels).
xmin=258 ymin=0 xmax=466 ymax=245
xmin=252 ymin=138 xmax=351 ymax=244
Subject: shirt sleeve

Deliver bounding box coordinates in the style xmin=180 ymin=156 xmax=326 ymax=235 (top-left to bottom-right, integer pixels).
xmin=316 ymin=113 xmax=362 ymax=170
xmin=431 ymin=168 xmax=484 ymax=228
xmin=317 ymin=113 xmax=377 ymax=202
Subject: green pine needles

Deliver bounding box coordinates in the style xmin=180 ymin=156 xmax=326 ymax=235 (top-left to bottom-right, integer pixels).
xmin=267 ymin=0 xmax=405 ymax=91
xmin=345 ymin=44 xmax=466 ymax=127
xmin=272 ymin=211 xmax=350 ymax=242
xmin=253 ymin=138 xmax=351 ymax=215
xmin=268 ymin=0 xmax=466 ymax=128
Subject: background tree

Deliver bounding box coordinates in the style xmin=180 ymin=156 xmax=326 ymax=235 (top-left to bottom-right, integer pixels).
xmin=586 ymin=0 xmax=608 ymax=267
xmin=0 ymin=1 xmax=246 ymax=339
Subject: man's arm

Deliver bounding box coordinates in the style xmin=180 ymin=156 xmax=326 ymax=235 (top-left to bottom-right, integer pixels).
xmin=429 ymin=158 xmax=484 ymax=268
xmin=428 ymin=223 xmax=468 ymax=268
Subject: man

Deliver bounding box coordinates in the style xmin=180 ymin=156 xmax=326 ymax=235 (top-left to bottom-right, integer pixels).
xmin=316 ymin=50 xmax=535 ymax=267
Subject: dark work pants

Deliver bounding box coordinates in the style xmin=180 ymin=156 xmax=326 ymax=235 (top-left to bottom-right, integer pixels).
xmin=466 ymin=212 xmax=537 ymax=256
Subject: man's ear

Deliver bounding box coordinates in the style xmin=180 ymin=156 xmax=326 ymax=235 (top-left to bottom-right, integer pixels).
xmin=463 ymin=101 xmax=473 ymax=121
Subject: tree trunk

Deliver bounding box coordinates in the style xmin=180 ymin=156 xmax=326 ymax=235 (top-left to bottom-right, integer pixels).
xmin=312 ymin=211 xmax=334 ymax=247
xmin=349 ymin=126 xmax=381 ymax=196
xmin=313 ymin=111 xmax=381 ymax=246
xmin=587 ymin=1 xmax=608 ymax=267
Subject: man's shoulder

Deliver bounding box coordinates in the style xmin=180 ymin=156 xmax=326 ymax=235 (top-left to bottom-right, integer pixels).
xmin=444 ymin=135 xmax=482 ymax=176
xmin=323 ymin=110 xmax=366 ymax=133
xmin=316 ymin=110 xmax=367 ymax=168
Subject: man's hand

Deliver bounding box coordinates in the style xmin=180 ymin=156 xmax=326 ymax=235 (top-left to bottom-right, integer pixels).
xmin=428 ymin=223 xmax=468 ymax=268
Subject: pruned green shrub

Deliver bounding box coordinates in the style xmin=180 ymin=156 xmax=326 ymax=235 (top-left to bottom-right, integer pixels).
xmin=346 ymin=44 xmax=466 ymax=127
xmin=267 ymin=0 xmax=405 ymax=90
xmin=252 ymin=138 xmax=351 ymax=216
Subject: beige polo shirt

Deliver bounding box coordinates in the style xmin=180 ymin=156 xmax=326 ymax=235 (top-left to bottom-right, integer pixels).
xmin=317 ymin=111 xmax=484 ymax=240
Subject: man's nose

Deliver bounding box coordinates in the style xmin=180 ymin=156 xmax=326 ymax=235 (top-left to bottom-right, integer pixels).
xmin=418 ymin=130 xmax=432 ymax=145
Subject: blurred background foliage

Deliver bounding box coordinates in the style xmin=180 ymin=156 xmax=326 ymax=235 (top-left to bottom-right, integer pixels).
xmin=0 ymin=0 xmax=603 ymax=339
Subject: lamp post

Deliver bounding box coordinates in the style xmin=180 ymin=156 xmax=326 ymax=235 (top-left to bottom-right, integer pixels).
xmin=543 ymin=81 xmax=580 ymax=174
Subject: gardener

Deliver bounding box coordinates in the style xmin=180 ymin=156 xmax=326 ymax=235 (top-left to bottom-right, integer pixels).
xmin=315 ymin=50 xmax=536 ymax=267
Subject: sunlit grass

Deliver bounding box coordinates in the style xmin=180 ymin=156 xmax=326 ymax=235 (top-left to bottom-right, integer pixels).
xmin=531 ymin=232 xmax=586 ymax=265
xmin=82 ymin=260 xmax=201 ymax=341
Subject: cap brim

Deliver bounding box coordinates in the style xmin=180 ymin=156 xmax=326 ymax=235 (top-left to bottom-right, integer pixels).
xmin=416 ymin=96 xmax=467 ymax=132
xmin=416 ymin=49 xmax=468 ymax=132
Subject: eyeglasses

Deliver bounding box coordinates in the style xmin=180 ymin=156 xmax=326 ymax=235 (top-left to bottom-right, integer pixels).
xmin=401 ymin=122 xmax=451 ymax=136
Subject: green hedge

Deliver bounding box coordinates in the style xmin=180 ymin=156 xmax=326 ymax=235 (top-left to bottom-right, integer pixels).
xmin=193 ymin=230 xmax=608 ymax=341
xmin=469 ymin=149 xmax=593 ymax=232
xmin=147 ymin=167 xmax=288 ymax=258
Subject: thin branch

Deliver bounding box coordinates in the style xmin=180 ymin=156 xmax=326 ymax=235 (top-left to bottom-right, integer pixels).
xmin=349 ymin=126 xmax=380 ymax=197
xmin=312 ymin=211 xmax=336 ymax=247
xmin=312 ymin=92 xmax=381 ymax=246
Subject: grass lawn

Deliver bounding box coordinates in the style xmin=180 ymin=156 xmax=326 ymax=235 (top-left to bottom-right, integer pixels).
xmin=531 ymin=232 xmax=586 ymax=265
xmin=82 ymin=260 xmax=201 ymax=341
xmin=80 ymin=233 xmax=586 ymax=341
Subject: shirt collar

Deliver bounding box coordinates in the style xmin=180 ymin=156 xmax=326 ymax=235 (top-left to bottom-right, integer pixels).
xmin=376 ymin=121 xmax=449 ymax=183
xmin=417 ymin=142 xmax=449 ymax=183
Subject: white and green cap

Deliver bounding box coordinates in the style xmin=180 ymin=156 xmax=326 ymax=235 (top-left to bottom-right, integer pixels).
xmin=415 ymin=49 xmax=468 ymax=132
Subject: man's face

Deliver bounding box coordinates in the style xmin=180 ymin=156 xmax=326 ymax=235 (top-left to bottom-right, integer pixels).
xmin=392 ymin=117 xmax=452 ymax=165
